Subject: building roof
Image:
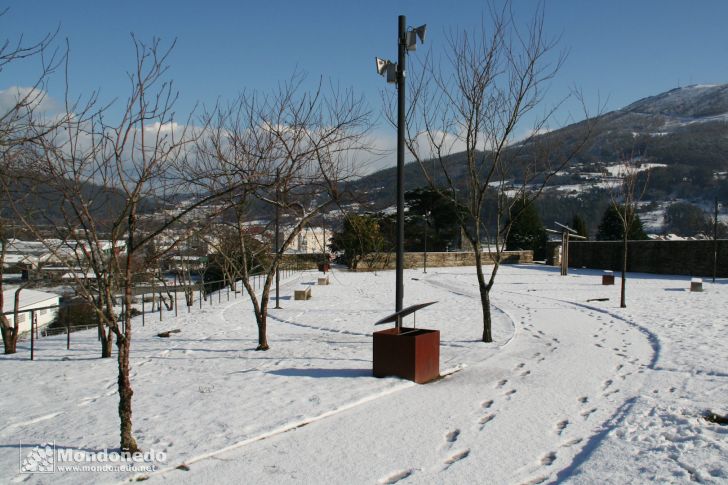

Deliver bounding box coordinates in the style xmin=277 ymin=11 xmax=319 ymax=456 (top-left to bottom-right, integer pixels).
xmin=2 ymin=289 xmax=61 ymax=313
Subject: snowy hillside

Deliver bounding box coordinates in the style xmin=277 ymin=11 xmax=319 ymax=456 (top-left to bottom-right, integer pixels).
xmin=1 ymin=266 xmax=726 ymax=484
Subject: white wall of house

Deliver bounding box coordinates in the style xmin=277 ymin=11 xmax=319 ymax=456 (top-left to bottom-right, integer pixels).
xmin=2 ymin=289 xmax=60 ymax=335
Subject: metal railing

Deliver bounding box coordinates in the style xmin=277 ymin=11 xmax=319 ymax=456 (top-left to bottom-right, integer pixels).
xmin=1 ymin=264 xmax=303 ymax=360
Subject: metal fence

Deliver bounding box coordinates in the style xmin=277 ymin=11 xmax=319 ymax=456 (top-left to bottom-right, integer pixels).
xmin=2 ymin=266 xmax=302 ymax=360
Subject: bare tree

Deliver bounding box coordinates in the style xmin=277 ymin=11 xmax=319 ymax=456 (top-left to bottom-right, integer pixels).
xmin=398 ymin=3 xmax=593 ymax=342
xmin=196 ymin=76 xmax=370 ymax=350
xmin=608 ymin=157 xmax=649 ymax=308
xmin=0 ymin=12 xmax=65 ymax=354
xmin=10 ymin=37 xmax=238 ymax=453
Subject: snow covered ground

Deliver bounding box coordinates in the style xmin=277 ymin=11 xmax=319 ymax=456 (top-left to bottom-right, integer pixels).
xmin=1 ymin=265 xmax=726 ymax=484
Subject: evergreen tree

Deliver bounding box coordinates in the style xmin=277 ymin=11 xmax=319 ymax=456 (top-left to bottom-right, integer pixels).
xmin=663 ymin=202 xmax=710 ymax=236
xmin=571 ymin=214 xmax=589 ymax=240
xmin=329 ymin=215 xmax=387 ymax=269
xmin=596 ymin=205 xmax=648 ymax=240
xmin=506 ymin=199 xmax=548 ymax=259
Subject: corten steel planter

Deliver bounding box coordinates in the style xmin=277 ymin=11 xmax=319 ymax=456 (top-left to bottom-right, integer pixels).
xmin=373 ymin=327 xmax=440 ymax=384
xmin=318 ymin=262 xmax=330 ymax=273
xmin=602 ymin=271 xmax=615 ymax=285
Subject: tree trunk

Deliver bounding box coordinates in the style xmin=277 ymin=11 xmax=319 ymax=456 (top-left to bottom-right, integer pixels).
xmin=256 ymin=289 xmax=270 ymax=351
xmin=102 ymin=329 xmax=114 ymax=358
xmin=621 ymin=232 xmax=627 ymax=308
xmin=1 ymin=319 xmax=18 ymax=354
xmin=116 ymin=334 xmax=138 ymax=452
xmin=474 ymin=250 xmax=494 ymax=343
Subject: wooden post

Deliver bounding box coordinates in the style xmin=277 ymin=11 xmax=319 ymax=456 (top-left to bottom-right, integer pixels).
xmin=142 ymin=294 xmax=145 ymax=327
xmin=159 ymin=293 xmax=163 ymax=321
xmin=66 ymin=309 xmax=70 ymax=350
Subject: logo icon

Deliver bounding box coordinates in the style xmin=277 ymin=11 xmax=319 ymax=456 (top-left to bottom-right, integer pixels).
xmin=19 ymin=442 xmax=55 ymax=473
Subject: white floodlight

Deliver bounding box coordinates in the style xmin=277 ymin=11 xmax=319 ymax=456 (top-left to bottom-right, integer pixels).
xmin=414 ymin=24 xmax=426 ymax=43
xmin=386 ymin=63 xmax=397 ymax=83
xmin=375 ymin=57 xmax=389 ymax=76
xmin=406 ymin=24 xmax=427 ymax=51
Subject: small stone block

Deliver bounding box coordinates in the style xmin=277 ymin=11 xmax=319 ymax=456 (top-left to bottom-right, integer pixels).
xmin=690 ymin=278 xmax=703 ymax=292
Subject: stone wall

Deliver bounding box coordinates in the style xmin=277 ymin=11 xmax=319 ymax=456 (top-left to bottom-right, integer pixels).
xmin=546 ymin=240 xmax=728 ymax=277
xmin=354 ymin=250 xmax=533 ymax=272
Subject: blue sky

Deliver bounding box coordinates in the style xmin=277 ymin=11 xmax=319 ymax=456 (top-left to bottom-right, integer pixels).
xmin=3 ymin=0 xmax=728 ymax=170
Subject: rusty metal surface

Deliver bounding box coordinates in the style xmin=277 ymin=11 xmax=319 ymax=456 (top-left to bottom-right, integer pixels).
xmin=373 ymin=327 xmax=440 ymax=384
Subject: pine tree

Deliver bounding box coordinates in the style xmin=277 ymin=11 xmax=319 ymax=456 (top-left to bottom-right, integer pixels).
xmin=596 ymin=205 xmax=647 ymax=240
xmin=571 ymin=214 xmax=589 ymax=240
xmin=506 ymin=199 xmax=548 ymax=259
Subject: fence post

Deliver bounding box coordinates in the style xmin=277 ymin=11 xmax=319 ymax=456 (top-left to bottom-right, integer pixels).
xmin=30 ymin=310 xmax=35 ymax=361
xmin=66 ymin=311 xmax=70 ymax=350
xmin=142 ymin=294 xmax=145 ymax=327
xmin=159 ymin=293 xmax=163 ymax=321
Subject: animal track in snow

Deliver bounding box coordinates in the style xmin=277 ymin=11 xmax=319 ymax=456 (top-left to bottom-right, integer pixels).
xmin=520 ymin=370 xmax=531 ymax=377
xmin=555 ymin=420 xmax=569 ymax=435
xmin=445 ymin=429 xmax=460 ymax=443
xmin=515 ymin=362 xmax=526 ymax=369
xmin=504 ymin=389 xmax=517 ymax=397
xmin=481 ymin=399 xmax=494 ymax=410
xmin=602 ymin=379 xmax=613 ymax=390
xmin=578 ymin=396 xmax=589 ymax=404
xmin=495 ymin=379 xmax=508 ymax=389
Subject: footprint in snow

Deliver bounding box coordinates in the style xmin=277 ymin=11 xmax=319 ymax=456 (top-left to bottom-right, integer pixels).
xmin=540 ymin=451 xmax=557 ymax=466
xmin=378 ymin=469 xmax=414 ymax=484
xmin=520 ymin=476 xmax=549 ymax=485
xmin=578 ymin=396 xmax=589 ymax=404
xmin=443 ymin=449 xmax=470 ymax=469
xmin=445 ymin=429 xmax=460 ymax=444
xmin=478 ymin=413 xmax=495 ymax=430
xmin=562 ymin=438 xmax=583 ymax=447
xmin=555 ymin=419 xmax=569 ymax=435
xmin=495 ymin=379 xmax=508 ymax=389
xmin=580 ymin=408 xmax=597 ymax=419
xmin=481 ymin=399 xmax=494 ymax=410
xmin=504 ymin=389 xmax=517 ymax=397
xmin=602 ymin=379 xmax=613 ymax=390
xmin=520 ymin=370 xmax=531 ymax=377
xmin=515 ymin=362 xmax=526 ymax=369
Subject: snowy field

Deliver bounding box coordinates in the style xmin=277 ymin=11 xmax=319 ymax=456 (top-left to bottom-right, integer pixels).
xmin=1 ymin=265 xmax=727 ymax=484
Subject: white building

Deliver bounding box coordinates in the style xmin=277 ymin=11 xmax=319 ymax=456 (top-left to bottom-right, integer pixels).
xmin=287 ymin=226 xmax=329 ymax=254
xmin=1 ymin=289 xmax=60 ymax=335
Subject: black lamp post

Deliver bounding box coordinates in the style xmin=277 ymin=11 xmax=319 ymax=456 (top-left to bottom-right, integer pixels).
xmin=376 ymin=15 xmax=426 ymax=329
xmin=274 ymin=167 xmax=282 ymax=309
xmin=423 ymin=210 xmax=431 ymax=274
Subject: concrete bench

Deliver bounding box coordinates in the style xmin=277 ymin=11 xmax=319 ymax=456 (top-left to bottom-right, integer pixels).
xmin=317 ymin=276 xmax=330 ymax=285
xmin=690 ymin=278 xmax=703 ymax=292
xmin=294 ymin=287 xmax=312 ymax=300
xmin=602 ymin=270 xmax=615 ymax=285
